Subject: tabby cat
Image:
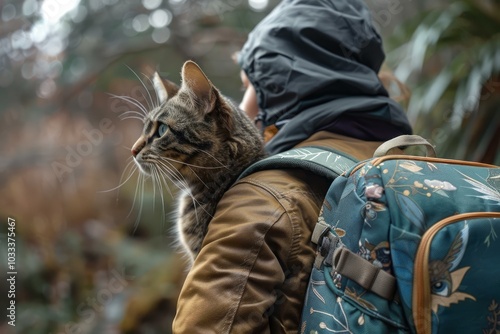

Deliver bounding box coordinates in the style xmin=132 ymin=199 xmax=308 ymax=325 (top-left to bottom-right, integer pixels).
xmin=130 ymin=61 xmax=265 ymax=264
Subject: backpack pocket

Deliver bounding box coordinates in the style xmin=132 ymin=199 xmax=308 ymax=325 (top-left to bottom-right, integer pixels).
xmin=301 ymin=262 xmax=409 ymax=333
xmin=412 ymin=212 xmax=500 ymax=334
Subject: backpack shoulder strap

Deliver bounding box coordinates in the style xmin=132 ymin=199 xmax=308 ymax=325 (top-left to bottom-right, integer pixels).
xmin=238 ymin=146 xmax=359 ymax=181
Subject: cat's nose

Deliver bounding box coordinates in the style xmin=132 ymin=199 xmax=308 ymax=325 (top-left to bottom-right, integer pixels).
xmin=131 ymin=147 xmax=139 ymax=157
xmin=131 ymin=137 xmax=146 ymax=157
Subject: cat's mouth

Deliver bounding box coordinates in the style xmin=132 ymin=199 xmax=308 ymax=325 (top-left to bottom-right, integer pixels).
xmin=134 ymin=153 xmax=185 ymax=177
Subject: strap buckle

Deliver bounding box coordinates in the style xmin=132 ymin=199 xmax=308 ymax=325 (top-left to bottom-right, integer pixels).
xmin=312 ymin=221 xmax=341 ymax=269
xmin=330 ymin=247 xmax=397 ymax=300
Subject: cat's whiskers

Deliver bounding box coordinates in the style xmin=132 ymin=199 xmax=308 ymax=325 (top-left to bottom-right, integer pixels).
xmin=138 ymin=71 xmax=157 ymax=110
xmin=120 ymin=115 xmax=146 ymax=123
xmin=154 ymin=155 xmax=215 ymax=192
xmin=153 ymin=165 xmax=190 ymax=240
xmin=149 ymin=167 xmax=159 ymax=222
xmin=120 ymin=110 xmax=146 ymax=119
xmin=122 ymin=95 xmax=149 ymax=116
xmin=155 ymin=159 xmax=214 ymax=222
xmin=126 ymin=64 xmax=156 ymax=111
xmin=118 ymin=110 xmax=146 ymax=123
xmin=119 ymin=161 xmax=172 ymax=234
xmin=143 ymin=74 xmax=161 ymax=109
xmin=131 ymin=173 xmax=146 ymax=233
xmin=109 ymin=94 xmax=148 ymax=117
xmin=127 ymin=173 xmax=139 ymax=219
xmin=151 ymin=166 xmax=170 ymax=230
xmin=151 ymin=162 xmax=175 ymax=198
xmin=138 ymin=89 xmax=154 ymax=112
xmin=187 ymin=165 xmax=210 ymax=190
xmin=156 ymin=155 xmax=228 ymax=170
xmin=98 ymin=158 xmax=137 ymax=196
xmin=154 ymin=159 xmax=199 ymax=211
xmin=194 ymin=148 xmax=231 ymax=170
xmin=128 ymin=170 xmax=144 ymax=220
xmin=155 ymin=159 xmax=191 ymax=191
xmin=151 ymin=163 xmax=157 ymax=213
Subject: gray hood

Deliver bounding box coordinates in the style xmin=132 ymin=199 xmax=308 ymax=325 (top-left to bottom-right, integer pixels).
xmin=239 ymin=0 xmax=413 ymax=154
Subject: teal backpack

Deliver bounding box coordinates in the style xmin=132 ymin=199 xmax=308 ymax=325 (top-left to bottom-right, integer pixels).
xmin=241 ymin=135 xmax=500 ymax=334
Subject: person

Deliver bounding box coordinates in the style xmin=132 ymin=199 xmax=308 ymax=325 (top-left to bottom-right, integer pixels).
xmin=172 ymin=0 xmax=412 ymax=333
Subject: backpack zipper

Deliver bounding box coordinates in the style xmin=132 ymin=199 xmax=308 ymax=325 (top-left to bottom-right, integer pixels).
xmin=412 ymin=212 xmax=500 ymax=334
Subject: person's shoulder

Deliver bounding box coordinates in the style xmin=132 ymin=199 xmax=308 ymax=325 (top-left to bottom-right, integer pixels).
xmin=296 ymin=131 xmax=384 ymax=161
xmin=235 ymin=168 xmax=313 ymax=201
xmin=232 ymin=166 xmax=329 ymax=215
xmin=210 ymin=169 xmax=313 ymax=246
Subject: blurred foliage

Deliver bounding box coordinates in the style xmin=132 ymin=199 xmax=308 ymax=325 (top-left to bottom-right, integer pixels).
xmin=0 ymin=0 xmax=275 ymax=333
xmin=387 ymin=0 xmax=500 ymax=164
xmin=0 ymin=0 xmax=499 ymax=333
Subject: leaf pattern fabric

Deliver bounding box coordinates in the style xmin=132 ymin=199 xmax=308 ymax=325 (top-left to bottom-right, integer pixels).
xmin=301 ymin=157 xmax=500 ymax=334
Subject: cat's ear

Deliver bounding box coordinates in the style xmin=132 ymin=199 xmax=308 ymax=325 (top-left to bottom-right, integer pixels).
xmin=181 ymin=61 xmax=217 ymax=113
xmin=153 ymin=72 xmax=179 ymax=104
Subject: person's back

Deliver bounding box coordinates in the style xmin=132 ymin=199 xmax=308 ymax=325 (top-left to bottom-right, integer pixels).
xmin=173 ymin=133 xmax=386 ymax=333
xmin=173 ymin=0 xmax=412 ymax=332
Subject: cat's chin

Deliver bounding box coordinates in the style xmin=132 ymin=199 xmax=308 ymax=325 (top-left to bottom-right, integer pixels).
xmin=133 ymin=159 xmax=152 ymax=175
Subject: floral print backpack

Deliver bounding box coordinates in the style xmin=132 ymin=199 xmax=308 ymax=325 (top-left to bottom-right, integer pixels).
xmin=298 ymin=136 xmax=500 ymax=334
xmin=241 ymin=135 xmax=500 ymax=334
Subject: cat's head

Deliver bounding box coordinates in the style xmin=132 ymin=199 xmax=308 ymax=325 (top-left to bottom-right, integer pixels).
xmin=131 ymin=61 xmax=263 ymax=183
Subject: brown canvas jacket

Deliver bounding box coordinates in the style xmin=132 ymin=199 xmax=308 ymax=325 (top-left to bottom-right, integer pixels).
xmin=172 ymin=132 xmax=387 ymax=333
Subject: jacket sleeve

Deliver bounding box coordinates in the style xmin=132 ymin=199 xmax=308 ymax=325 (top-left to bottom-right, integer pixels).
xmin=172 ymin=176 xmax=301 ymax=334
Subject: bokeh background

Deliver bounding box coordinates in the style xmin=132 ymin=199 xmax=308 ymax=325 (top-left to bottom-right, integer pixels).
xmin=0 ymin=0 xmax=498 ymax=333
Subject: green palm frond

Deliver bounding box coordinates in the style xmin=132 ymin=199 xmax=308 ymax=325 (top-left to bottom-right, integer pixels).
xmin=388 ymin=0 xmax=500 ymax=163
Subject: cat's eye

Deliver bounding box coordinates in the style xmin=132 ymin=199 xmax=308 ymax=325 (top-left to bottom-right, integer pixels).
xmin=158 ymin=123 xmax=168 ymax=137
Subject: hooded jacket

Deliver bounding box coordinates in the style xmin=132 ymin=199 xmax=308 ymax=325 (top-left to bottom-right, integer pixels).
xmin=238 ymin=0 xmax=412 ymax=154
xmin=173 ymin=1 xmax=412 ymax=333
xmin=173 ymin=133 xmax=388 ymax=333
